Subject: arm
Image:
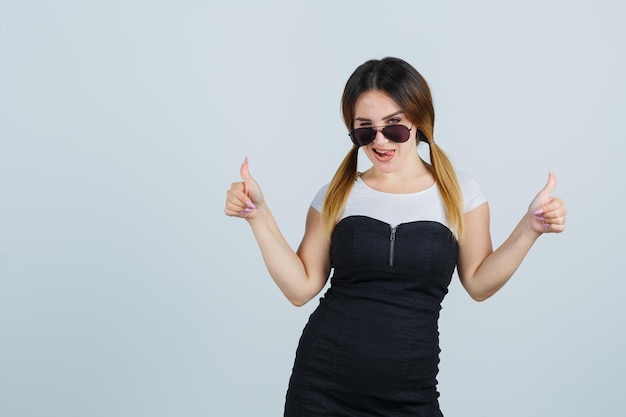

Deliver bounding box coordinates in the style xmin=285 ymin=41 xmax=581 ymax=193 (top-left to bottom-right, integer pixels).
xmin=457 ymin=172 xmax=567 ymax=301
xmin=224 ymin=158 xmax=331 ymax=306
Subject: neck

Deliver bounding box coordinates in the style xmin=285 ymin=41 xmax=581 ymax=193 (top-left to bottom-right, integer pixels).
xmin=361 ymin=157 xmax=434 ymax=194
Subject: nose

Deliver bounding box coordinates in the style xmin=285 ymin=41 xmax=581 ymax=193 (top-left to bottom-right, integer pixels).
xmin=372 ymin=128 xmax=388 ymax=145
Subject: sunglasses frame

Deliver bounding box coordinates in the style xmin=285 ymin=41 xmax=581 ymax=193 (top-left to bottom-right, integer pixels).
xmin=349 ymin=124 xmax=414 ymax=147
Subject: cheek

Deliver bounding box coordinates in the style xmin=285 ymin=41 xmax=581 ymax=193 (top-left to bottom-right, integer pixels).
xmin=362 ymin=148 xmax=384 ymax=165
xmin=400 ymin=140 xmax=418 ymax=152
xmin=362 ymin=148 xmax=375 ymax=160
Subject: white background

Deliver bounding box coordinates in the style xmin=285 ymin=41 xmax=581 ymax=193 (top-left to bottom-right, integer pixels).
xmin=1 ymin=1 xmax=623 ymax=416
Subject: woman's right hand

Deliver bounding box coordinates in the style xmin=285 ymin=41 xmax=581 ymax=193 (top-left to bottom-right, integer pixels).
xmin=224 ymin=157 xmax=264 ymax=220
xmin=224 ymin=157 xmax=331 ymax=306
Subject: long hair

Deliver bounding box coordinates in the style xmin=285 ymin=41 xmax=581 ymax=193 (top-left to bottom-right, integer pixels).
xmin=322 ymin=57 xmax=464 ymax=237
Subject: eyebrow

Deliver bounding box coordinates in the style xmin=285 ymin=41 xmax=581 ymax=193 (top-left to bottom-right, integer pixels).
xmin=354 ymin=110 xmax=404 ymax=122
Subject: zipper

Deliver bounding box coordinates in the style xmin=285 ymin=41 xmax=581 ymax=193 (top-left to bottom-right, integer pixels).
xmin=389 ymin=226 xmax=397 ymax=267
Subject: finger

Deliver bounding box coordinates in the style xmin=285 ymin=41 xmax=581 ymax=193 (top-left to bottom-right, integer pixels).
xmin=239 ymin=157 xmax=257 ymax=209
xmin=541 ymin=213 xmax=566 ymax=225
xmin=240 ymin=156 xmax=251 ymax=183
xmin=224 ymin=198 xmax=246 ymax=216
xmin=226 ymin=184 xmax=251 ymax=209
xmin=543 ymin=171 xmax=557 ymax=195
xmin=544 ymin=222 xmax=566 ymax=233
xmin=241 ymin=157 xmax=249 ymax=196
xmin=539 ymin=209 xmax=567 ymax=231
xmin=224 ymin=201 xmax=246 ymax=217
xmin=542 ymin=209 xmax=567 ymax=222
xmin=536 ymin=171 xmax=557 ymax=203
xmin=539 ymin=198 xmax=567 ymax=218
xmin=226 ymin=181 xmax=246 ymax=199
xmin=224 ymin=195 xmax=254 ymax=217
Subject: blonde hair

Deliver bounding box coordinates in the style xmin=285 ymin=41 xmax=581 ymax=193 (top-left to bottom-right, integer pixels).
xmin=322 ymin=57 xmax=464 ymax=238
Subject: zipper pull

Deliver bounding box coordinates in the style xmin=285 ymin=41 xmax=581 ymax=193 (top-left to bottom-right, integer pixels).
xmin=389 ymin=227 xmax=397 ymax=267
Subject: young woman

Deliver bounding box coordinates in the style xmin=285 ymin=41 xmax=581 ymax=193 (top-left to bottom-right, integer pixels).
xmin=224 ymin=57 xmax=567 ymax=416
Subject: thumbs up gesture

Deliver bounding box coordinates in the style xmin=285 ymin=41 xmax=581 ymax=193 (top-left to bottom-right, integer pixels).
xmin=528 ymin=172 xmax=567 ymax=234
xmin=224 ymin=157 xmax=264 ymax=219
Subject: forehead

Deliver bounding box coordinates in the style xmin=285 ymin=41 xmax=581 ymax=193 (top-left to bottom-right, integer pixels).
xmin=353 ymin=90 xmax=402 ymax=119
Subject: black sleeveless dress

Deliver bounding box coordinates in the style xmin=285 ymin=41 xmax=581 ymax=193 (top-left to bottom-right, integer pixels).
xmin=284 ymin=215 xmax=458 ymax=417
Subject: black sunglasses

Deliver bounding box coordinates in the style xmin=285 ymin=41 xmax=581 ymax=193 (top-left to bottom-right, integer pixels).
xmin=349 ymin=124 xmax=413 ymax=147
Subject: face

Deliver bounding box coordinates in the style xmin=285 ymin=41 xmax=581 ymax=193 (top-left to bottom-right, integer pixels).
xmin=352 ymin=90 xmax=418 ymax=175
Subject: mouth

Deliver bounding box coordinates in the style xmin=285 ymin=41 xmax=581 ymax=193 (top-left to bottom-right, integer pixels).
xmin=372 ymin=148 xmax=395 ymax=161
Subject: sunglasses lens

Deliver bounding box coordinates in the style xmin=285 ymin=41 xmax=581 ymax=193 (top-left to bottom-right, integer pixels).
xmin=382 ymin=125 xmax=411 ymax=143
xmin=350 ymin=128 xmax=376 ymax=146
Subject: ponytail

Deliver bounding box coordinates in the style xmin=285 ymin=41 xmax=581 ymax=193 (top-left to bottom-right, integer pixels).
xmin=322 ymin=146 xmax=359 ymax=237
xmin=427 ymin=139 xmax=464 ymax=238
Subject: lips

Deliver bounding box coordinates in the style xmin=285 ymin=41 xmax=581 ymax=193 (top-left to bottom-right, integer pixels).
xmin=372 ymin=148 xmax=395 ymax=162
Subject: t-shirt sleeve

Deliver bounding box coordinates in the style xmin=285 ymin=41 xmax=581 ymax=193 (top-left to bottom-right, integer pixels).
xmin=457 ymin=171 xmax=487 ymax=213
xmin=310 ymin=183 xmax=330 ymax=212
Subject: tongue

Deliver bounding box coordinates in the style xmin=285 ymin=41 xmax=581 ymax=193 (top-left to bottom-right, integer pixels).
xmin=375 ymin=149 xmax=395 ymax=161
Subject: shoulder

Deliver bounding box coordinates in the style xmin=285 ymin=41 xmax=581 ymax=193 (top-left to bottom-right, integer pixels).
xmin=456 ymin=170 xmax=481 ymax=190
xmin=456 ymin=171 xmax=488 ymax=213
xmin=310 ymin=183 xmax=330 ymax=212
xmin=310 ymin=175 xmax=365 ymax=212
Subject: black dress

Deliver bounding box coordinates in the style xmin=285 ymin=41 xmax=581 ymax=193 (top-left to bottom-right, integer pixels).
xmin=284 ymin=215 xmax=458 ymax=417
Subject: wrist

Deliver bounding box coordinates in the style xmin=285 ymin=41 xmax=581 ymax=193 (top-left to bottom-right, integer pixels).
xmin=245 ymin=202 xmax=268 ymax=225
xmin=523 ymin=211 xmax=544 ymax=240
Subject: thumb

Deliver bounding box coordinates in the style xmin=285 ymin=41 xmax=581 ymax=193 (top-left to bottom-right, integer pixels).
xmin=535 ymin=171 xmax=557 ymax=207
xmin=240 ymin=156 xmax=251 ymax=182
xmin=540 ymin=171 xmax=557 ymax=196
xmin=239 ymin=157 xmax=257 ymax=197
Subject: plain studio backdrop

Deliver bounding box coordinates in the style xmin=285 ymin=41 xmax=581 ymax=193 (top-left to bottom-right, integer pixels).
xmin=0 ymin=1 xmax=623 ymax=416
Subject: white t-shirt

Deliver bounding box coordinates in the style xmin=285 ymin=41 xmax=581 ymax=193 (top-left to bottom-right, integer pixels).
xmin=311 ymin=172 xmax=487 ymax=228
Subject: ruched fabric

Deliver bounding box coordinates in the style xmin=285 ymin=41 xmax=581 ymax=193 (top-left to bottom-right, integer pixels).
xmin=284 ymin=216 xmax=458 ymax=417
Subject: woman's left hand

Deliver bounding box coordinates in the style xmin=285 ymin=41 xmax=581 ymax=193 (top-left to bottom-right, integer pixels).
xmin=528 ymin=172 xmax=567 ymax=234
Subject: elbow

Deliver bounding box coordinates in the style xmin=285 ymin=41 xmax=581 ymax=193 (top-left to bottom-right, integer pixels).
xmin=290 ymin=298 xmax=307 ymax=307
xmin=285 ymin=280 xmax=326 ymax=307
xmin=468 ymin=289 xmax=495 ymax=302
xmin=287 ymin=294 xmax=313 ymax=307
xmin=461 ymin=278 xmax=499 ymax=302
xmin=470 ymin=293 xmax=490 ymax=302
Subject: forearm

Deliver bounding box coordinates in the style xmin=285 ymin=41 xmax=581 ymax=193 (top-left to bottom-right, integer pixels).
xmin=464 ymin=213 xmax=541 ymax=301
xmin=247 ymin=205 xmax=322 ymax=305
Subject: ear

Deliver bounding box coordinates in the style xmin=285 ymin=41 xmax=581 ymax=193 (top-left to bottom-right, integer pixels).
xmin=417 ymin=129 xmax=430 ymax=144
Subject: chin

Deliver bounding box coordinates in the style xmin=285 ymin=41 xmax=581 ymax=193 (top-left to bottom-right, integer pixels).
xmin=374 ymin=163 xmax=397 ymax=174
